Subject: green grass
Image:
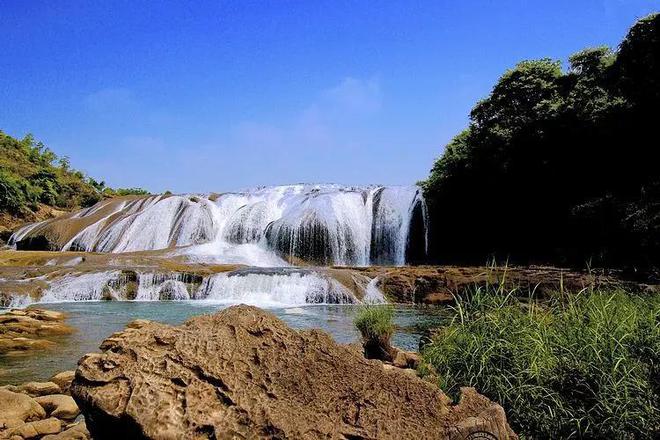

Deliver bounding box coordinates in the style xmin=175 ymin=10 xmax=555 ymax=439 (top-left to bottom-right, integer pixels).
xmin=354 ymin=305 xmax=395 ymax=360
xmin=422 ymin=286 xmax=660 ymax=439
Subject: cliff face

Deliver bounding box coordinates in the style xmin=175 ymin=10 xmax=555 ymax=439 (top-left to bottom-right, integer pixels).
xmin=71 ymin=305 xmax=517 ymax=440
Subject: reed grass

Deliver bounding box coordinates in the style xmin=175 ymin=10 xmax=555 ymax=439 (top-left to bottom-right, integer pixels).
xmin=422 ymin=283 xmax=660 ymax=439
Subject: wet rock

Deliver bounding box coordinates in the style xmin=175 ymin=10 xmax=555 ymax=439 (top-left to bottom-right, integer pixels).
xmin=0 ymin=337 xmax=56 ymax=354
xmin=35 ymin=395 xmax=80 ymax=420
xmin=0 ymin=388 xmax=46 ymax=430
xmin=71 ymin=305 xmax=516 ymax=440
xmin=6 ymin=417 xmax=62 ymax=439
xmin=49 ymin=371 xmax=75 ymax=395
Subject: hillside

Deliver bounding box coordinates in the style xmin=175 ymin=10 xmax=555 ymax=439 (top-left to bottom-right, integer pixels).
xmin=0 ymin=130 xmax=148 ymax=238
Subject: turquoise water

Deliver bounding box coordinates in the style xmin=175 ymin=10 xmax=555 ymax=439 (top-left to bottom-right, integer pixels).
xmin=0 ymin=302 xmax=446 ymax=384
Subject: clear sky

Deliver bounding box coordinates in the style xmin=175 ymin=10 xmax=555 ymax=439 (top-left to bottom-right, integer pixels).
xmin=1 ymin=1 xmax=657 ymax=193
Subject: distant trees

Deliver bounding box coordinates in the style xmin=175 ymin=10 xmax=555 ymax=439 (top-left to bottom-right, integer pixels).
xmin=0 ymin=131 xmax=150 ymax=216
xmin=423 ymin=13 xmax=659 ymax=275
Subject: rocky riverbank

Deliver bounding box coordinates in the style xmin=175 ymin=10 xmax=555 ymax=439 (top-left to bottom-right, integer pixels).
xmin=1 ymin=305 xmax=517 ymax=439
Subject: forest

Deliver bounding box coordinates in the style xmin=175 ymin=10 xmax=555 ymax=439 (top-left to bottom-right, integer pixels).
xmin=423 ymin=13 xmax=659 ymax=277
xmin=0 ymin=130 xmax=149 ymax=218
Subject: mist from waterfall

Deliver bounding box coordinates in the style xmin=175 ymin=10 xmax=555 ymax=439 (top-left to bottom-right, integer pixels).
xmin=11 ymin=184 xmax=428 ymax=267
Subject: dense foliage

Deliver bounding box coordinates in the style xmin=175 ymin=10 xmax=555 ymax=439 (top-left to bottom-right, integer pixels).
xmin=0 ymin=131 xmax=149 ymax=216
xmin=423 ymin=14 xmax=659 ymax=274
xmin=422 ymin=287 xmax=660 ymax=439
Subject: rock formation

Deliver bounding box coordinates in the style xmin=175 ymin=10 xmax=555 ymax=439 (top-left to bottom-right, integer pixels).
xmin=71 ymin=305 xmax=516 ymax=439
xmin=351 ymin=265 xmax=650 ymax=304
xmin=0 ymin=309 xmax=73 ymax=356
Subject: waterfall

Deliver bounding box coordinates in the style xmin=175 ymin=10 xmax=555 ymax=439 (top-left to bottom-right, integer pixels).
xmin=25 ymin=268 xmax=368 ymax=306
xmin=198 ymin=270 xmax=356 ymax=306
xmin=10 ymin=184 xmax=428 ymax=267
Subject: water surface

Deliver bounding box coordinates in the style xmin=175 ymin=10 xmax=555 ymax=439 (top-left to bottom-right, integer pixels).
xmin=1 ymin=301 xmax=446 ymax=384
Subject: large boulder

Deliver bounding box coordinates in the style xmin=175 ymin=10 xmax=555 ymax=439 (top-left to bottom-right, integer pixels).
xmin=71 ymin=305 xmax=516 ymax=439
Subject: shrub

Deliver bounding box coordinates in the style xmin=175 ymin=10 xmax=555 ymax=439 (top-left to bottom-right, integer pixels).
xmin=0 ymin=130 xmax=150 ymax=216
xmin=423 ymin=287 xmax=660 ymax=438
xmin=354 ymin=305 xmax=395 ymax=361
xmin=0 ymin=170 xmax=27 ymax=214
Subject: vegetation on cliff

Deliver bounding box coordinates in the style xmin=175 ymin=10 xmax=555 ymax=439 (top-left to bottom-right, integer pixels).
xmin=423 ymin=13 xmax=659 ymax=274
xmin=0 ymin=130 xmax=149 ymax=218
xmin=422 ymin=286 xmax=660 ymax=438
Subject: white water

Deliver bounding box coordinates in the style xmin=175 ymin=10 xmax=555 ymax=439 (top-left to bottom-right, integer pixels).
xmin=11 ymin=184 xmax=428 ymax=267
xmin=29 ymin=268 xmax=367 ymax=306
xmin=199 ymin=271 xmax=356 ymax=306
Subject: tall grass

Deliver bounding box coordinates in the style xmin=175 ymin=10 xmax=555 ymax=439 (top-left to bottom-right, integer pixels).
xmin=354 ymin=305 xmax=395 ymax=360
xmin=423 ymin=286 xmax=660 ymax=439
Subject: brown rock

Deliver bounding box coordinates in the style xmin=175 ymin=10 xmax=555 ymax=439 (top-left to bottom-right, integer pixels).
xmin=71 ymin=305 xmax=516 ymax=440
xmin=392 ymin=349 xmax=422 ymax=369
xmin=393 ymin=349 xmax=408 ymax=368
xmin=35 ymin=395 xmax=80 ymax=420
xmin=447 ymin=388 xmax=517 ymax=440
xmin=7 ymin=381 xmax=62 ymax=397
xmin=49 ymin=371 xmax=76 ymax=395
xmin=125 ymin=319 xmax=152 ymax=329
xmin=0 ymin=308 xmax=72 ymax=356
xmin=41 ymin=422 xmax=90 ymax=440
xmin=0 ymin=337 xmax=56 ymax=354
xmin=343 ymin=265 xmax=641 ymax=304
xmin=7 ymin=417 xmax=62 ymax=439
xmin=0 ymin=388 xmax=46 ymax=430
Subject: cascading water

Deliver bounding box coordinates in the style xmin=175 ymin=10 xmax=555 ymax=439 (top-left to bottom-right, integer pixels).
xmin=27 ymin=268 xmax=361 ymax=306
xmin=10 ymin=184 xmax=429 ymax=267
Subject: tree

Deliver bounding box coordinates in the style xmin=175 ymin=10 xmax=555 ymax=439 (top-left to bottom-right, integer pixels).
xmin=423 ymin=13 xmax=660 ymax=275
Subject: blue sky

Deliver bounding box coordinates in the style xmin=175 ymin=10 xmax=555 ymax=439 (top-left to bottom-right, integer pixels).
xmin=1 ymin=1 xmax=657 ymax=193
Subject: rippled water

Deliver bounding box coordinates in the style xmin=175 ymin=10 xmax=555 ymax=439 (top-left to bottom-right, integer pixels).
xmin=0 ymin=302 xmax=446 ymax=384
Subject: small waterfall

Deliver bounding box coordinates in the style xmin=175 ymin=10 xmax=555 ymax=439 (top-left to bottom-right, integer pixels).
xmin=134 ymin=272 xmax=195 ymax=300
xmin=10 ymin=184 xmax=429 ymax=266
xmin=24 ymin=268 xmax=376 ymax=306
xmin=40 ymin=271 xmax=122 ymax=302
xmin=363 ymin=277 xmax=386 ymax=304
xmin=198 ymin=270 xmax=356 ymax=306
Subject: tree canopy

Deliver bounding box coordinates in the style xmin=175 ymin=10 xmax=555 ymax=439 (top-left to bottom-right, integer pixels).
xmin=423 ymin=13 xmax=659 ymax=275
